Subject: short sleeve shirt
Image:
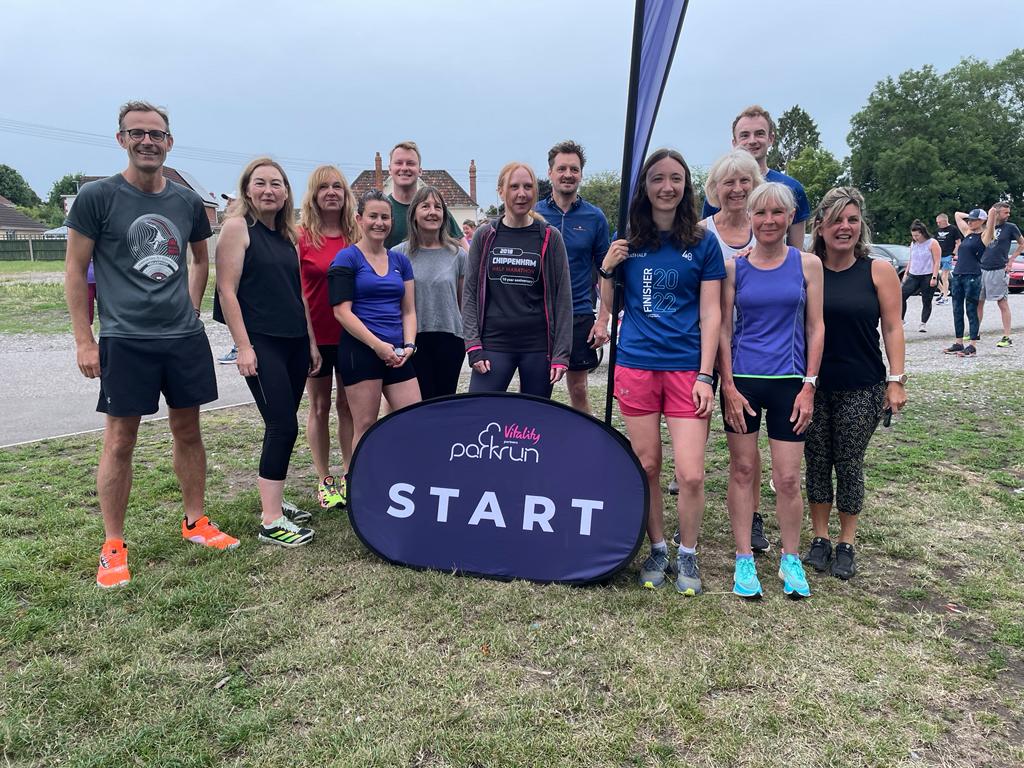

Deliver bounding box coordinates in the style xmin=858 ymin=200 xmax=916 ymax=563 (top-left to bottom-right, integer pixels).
xmin=981 ymin=222 xmax=1021 ymax=270
xmin=386 ymin=194 xmax=462 ymax=249
xmin=934 ymin=225 xmax=961 ymax=257
xmin=392 ymin=242 xmax=467 ymax=336
xmin=330 ymin=245 xmax=413 ymax=346
xmin=616 ymin=233 xmax=726 ymax=371
xmin=65 ymin=175 xmax=212 ymax=338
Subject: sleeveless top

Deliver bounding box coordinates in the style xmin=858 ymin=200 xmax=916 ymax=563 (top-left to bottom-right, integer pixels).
xmin=908 ymin=238 xmax=936 ymax=276
xmin=732 ymin=247 xmax=806 ymax=377
xmin=819 ymin=258 xmax=884 ymax=391
xmin=703 ymin=215 xmax=754 ymax=259
xmin=215 ymin=220 xmax=306 ymax=337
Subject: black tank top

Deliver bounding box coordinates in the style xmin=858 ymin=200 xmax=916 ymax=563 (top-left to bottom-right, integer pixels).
xmin=819 ymin=258 xmax=885 ymax=391
xmin=215 ymin=220 xmax=306 ymax=337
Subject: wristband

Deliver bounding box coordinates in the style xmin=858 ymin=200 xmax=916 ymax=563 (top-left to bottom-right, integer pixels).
xmin=598 ymin=266 xmax=615 ymax=279
xmin=695 ymin=373 xmax=714 ymax=386
xmin=403 ymin=343 xmax=417 ymax=353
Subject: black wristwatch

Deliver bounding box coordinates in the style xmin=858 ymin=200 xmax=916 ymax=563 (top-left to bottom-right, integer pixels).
xmin=403 ymin=343 xmax=417 ymax=353
xmin=696 ymin=373 xmax=714 ymax=386
xmin=598 ymin=266 xmax=615 ymax=279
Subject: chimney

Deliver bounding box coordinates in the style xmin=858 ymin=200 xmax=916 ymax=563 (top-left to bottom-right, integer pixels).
xmin=374 ymin=152 xmax=383 ymax=191
xmin=469 ymin=159 xmax=477 ymax=205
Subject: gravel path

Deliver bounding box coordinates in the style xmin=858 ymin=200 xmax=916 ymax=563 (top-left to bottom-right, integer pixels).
xmin=2 ymin=294 xmax=1022 ymax=447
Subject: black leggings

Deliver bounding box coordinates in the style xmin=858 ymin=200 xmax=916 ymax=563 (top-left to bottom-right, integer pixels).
xmin=901 ymin=273 xmax=935 ymax=323
xmin=468 ymin=350 xmax=552 ymax=398
xmin=803 ymin=383 xmax=885 ymax=515
xmin=245 ymin=333 xmax=309 ymax=481
xmin=415 ymin=332 xmax=465 ymax=399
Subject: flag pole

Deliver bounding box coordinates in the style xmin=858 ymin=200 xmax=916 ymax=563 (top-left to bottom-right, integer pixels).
xmin=603 ymin=0 xmax=646 ymax=426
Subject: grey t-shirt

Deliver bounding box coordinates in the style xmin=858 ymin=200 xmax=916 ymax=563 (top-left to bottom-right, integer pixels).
xmin=392 ymin=241 xmax=467 ymax=336
xmin=66 ymin=174 xmax=212 ymax=338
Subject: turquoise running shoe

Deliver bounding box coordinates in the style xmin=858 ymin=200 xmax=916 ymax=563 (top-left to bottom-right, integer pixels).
xmin=778 ymin=553 xmax=811 ymax=599
xmin=733 ymin=557 xmax=762 ymax=599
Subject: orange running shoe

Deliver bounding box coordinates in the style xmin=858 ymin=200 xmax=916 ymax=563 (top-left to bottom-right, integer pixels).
xmin=182 ymin=516 xmax=240 ymax=550
xmin=97 ymin=539 xmax=131 ymax=589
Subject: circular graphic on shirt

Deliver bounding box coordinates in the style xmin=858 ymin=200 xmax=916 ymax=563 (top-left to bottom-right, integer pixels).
xmin=126 ymin=214 xmax=183 ymax=281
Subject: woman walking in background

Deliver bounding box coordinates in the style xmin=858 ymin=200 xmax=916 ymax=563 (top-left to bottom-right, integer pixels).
xmin=803 ymin=187 xmax=906 ymax=579
xmin=901 ymin=219 xmax=940 ymax=332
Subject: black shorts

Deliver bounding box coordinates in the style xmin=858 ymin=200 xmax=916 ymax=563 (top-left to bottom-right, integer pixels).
xmin=310 ymin=344 xmax=345 ymax=381
xmin=722 ymin=376 xmax=804 ymax=442
xmin=338 ymin=333 xmax=417 ymax=387
xmin=97 ymin=331 xmax=218 ymax=416
xmin=568 ymin=313 xmax=599 ymax=372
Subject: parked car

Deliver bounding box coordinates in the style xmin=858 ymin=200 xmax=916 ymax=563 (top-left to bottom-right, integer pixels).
xmin=1009 ymin=254 xmax=1024 ymax=293
xmin=870 ymin=244 xmax=911 ymax=278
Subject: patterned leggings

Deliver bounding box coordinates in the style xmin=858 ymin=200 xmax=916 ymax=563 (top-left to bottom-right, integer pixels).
xmin=804 ymin=383 xmax=886 ymax=515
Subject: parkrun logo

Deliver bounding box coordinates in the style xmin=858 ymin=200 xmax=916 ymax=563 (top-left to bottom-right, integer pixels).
xmin=449 ymin=422 xmax=541 ymax=463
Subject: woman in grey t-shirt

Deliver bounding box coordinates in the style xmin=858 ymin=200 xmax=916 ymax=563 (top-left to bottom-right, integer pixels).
xmin=393 ymin=186 xmax=467 ymax=398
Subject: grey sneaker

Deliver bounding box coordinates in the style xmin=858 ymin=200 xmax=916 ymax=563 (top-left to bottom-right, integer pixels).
xmin=218 ymin=345 xmax=238 ymax=364
xmin=751 ymin=512 xmax=771 ymax=554
xmin=674 ymin=551 xmax=703 ymax=595
xmin=638 ymin=548 xmax=674 ymax=589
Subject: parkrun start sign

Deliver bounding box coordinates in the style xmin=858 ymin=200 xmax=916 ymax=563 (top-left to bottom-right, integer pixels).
xmin=348 ymin=393 xmax=648 ymax=584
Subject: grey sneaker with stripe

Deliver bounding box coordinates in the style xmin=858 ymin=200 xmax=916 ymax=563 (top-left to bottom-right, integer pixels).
xmin=258 ymin=515 xmax=315 ymax=548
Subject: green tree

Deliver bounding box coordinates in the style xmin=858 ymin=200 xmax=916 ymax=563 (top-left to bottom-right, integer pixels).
xmin=0 ymin=164 xmax=41 ymax=206
xmin=46 ymin=172 xmax=84 ymax=209
xmin=767 ymin=105 xmax=821 ymax=172
xmin=849 ymin=50 xmax=1023 ymax=241
xmin=15 ymin=204 xmax=64 ymax=228
xmin=787 ymin=146 xmax=844 ymax=213
xmin=580 ymin=171 xmax=621 ymax=235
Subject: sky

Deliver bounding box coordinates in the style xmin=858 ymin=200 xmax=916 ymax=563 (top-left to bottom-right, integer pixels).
xmin=2 ymin=0 xmax=1022 ymax=210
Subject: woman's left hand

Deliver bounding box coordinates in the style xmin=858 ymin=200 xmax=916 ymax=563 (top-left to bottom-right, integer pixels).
xmin=393 ymin=346 xmax=412 ymax=368
xmin=308 ymin=343 xmax=322 ymax=377
xmin=692 ymin=380 xmax=714 ymax=418
xmin=884 ymin=382 xmax=907 ymax=413
xmin=790 ymin=384 xmax=815 ymax=434
xmin=549 ymin=365 xmax=566 ymax=385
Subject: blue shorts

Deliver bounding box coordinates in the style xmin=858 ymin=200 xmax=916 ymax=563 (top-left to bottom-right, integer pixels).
xmin=940 ymin=255 xmax=953 ymax=271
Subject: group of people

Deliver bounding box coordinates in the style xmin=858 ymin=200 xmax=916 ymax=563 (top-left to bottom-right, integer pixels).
xmin=71 ymin=100 xmax=919 ymax=599
xmin=900 ymin=208 xmax=1021 ymax=355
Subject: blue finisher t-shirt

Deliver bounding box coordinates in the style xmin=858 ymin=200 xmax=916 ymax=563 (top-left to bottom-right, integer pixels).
xmin=534 ymin=195 xmax=610 ymax=314
xmin=616 ymin=232 xmax=726 ymax=371
xmin=702 ymin=168 xmax=811 ymax=225
xmin=330 ymin=245 xmax=413 ymax=345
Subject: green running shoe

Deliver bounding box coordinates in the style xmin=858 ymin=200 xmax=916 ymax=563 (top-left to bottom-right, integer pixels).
xmin=259 ymin=516 xmax=315 ymax=548
xmin=317 ymin=475 xmax=346 ymax=509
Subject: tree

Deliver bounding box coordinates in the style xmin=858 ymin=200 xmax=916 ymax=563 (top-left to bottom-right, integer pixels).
xmin=46 ymin=172 xmax=84 ymax=209
xmin=15 ymin=204 xmax=64 ymax=229
xmin=0 ymin=164 xmax=41 ymax=206
xmin=787 ymin=147 xmax=844 ymax=213
xmin=849 ymin=50 xmax=1024 ymax=241
xmin=580 ymin=171 xmax=620 ymax=234
xmin=767 ymin=106 xmax=821 ymax=172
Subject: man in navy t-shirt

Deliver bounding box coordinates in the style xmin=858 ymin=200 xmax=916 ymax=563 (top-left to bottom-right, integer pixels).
xmin=535 ymin=140 xmax=610 ymax=415
xmin=702 ymin=105 xmax=811 ymax=247
xmin=977 ymin=202 xmax=1024 ymax=348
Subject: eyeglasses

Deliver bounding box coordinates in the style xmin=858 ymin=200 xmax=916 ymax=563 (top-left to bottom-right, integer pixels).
xmin=120 ymin=128 xmax=170 ymax=142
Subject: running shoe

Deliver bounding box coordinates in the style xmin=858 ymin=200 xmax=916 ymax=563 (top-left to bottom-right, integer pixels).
xmin=802 ymin=536 xmax=833 ymax=572
xmin=258 ymin=516 xmax=315 ymax=548
xmin=996 ymin=336 xmax=1012 ymax=348
xmin=638 ymin=548 xmax=674 ymax=589
xmin=958 ymin=344 xmax=977 ymax=357
xmin=281 ymin=499 xmax=311 ymax=524
xmin=936 ymin=296 xmax=949 ymax=305
xmin=96 ymin=539 xmax=130 ymax=589
xmin=674 ymin=551 xmax=702 ymax=596
xmin=778 ymin=553 xmax=811 ymax=599
xmin=217 ymin=346 xmax=238 ymax=365
xmin=751 ymin=512 xmax=771 ymax=554
xmin=831 ymin=542 xmax=858 ymax=580
xmin=182 ymin=516 xmax=240 ymax=550
xmin=943 ymin=342 xmax=964 ymax=355
xmin=733 ymin=557 xmax=762 ymax=599
xmin=918 ymin=323 xmax=927 ymax=333
xmin=667 ymin=478 xmax=679 ymax=495
xmin=317 ymin=475 xmax=346 ymax=509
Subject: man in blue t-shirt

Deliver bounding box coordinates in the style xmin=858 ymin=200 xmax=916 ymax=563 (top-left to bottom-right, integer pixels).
xmin=534 ymin=140 xmax=610 ymax=415
xmin=702 ymin=105 xmax=811 ymax=247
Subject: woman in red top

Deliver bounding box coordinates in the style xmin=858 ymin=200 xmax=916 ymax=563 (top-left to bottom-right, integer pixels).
xmin=299 ymin=165 xmax=359 ymax=510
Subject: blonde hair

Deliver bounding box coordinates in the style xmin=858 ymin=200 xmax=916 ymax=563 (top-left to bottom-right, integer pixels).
xmin=810 ymin=186 xmax=873 ymax=260
xmin=300 ymin=165 xmax=358 ymax=250
xmin=227 ymin=157 xmax=297 ymax=244
xmin=704 ymin=150 xmax=763 ymax=208
xmin=389 ymin=141 xmax=422 ymax=164
xmin=747 ymin=181 xmax=795 ymax=215
xmin=497 ymin=162 xmax=545 ymax=223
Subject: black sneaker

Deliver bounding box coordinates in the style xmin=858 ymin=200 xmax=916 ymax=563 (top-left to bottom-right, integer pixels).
xmin=751 ymin=512 xmax=771 ymax=554
xmin=831 ymin=542 xmax=857 ymax=580
xmin=280 ymin=499 xmax=312 ymax=524
xmin=802 ymin=536 xmax=833 ymax=572
xmin=943 ymin=342 xmax=964 ymax=355
xmin=258 ymin=515 xmax=315 ymax=548
xmin=958 ymin=344 xmax=977 ymax=357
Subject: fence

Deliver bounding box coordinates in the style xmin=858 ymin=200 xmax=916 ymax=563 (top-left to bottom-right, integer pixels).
xmin=0 ymin=237 xmax=67 ymax=261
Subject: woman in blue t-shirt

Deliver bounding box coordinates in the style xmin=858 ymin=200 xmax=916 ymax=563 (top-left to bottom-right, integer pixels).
xmin=328 ymin=190 xmax=421 ymax=456
xmin=598 ymin=148 xmax=725 ymax=596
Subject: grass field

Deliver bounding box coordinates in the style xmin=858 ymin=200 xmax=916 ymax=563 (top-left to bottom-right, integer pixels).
xmin=0 ymin=260 xmax=66 ymax=274
xmin=1 ymin=372 xmax=1022 ymax=767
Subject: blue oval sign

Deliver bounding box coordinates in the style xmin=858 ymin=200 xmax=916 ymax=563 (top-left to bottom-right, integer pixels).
xmin=348 ymin=393 xmax=648 ymax=584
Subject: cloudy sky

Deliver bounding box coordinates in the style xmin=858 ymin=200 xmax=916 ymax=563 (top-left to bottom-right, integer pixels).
xmin=2 ymin=0 xmax=1021 ymax=209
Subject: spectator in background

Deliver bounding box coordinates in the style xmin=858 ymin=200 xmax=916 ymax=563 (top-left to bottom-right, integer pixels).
xmin=933 ymin=213 xmax=961 ymax=304
xmin=901 ymin=219 xmax=940 ymax=333
xmin=977 ymin=202 xmax=1023 ymax=348
xmin=462 ymin=219 xmax=477 ymax=243
xmin=946 ymin=209 xmax=987 ymax=357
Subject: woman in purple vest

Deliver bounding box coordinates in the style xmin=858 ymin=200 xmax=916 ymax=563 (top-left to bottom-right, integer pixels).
xmin=718 ymin=181 xmax=824 ymax=599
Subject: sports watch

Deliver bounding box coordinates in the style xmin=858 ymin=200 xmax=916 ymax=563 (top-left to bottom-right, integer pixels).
xmin=886 ymin=373 xmax=908 ymax=385
xmin=802 ymin=376 xmax=818 ymax=387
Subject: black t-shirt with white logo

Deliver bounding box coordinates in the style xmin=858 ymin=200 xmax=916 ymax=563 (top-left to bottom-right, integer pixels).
xmin=482 ymin=220 xmax=548 ymax=353
xmin=935 ymin=225 xmax=961 ymax=257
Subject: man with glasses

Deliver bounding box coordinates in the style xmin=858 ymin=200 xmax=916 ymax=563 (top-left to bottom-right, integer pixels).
xmin=65 ymin=100 xmax=239 ymax=589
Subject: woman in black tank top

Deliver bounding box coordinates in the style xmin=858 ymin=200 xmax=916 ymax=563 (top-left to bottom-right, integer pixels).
xmin=215 ymin=158 xmax=321 ymax=549
xmin=802 ymin=187 xmax=907 ymax=579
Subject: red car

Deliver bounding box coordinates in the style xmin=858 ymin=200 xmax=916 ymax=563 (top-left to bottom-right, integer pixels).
xmin=1009 ymin=254 xmax=1024 ymax=294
